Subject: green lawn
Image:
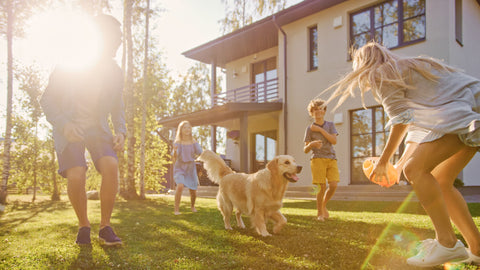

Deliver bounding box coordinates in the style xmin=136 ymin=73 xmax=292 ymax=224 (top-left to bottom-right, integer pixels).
xmin=1 ymin=194 xmax=479 ymax=270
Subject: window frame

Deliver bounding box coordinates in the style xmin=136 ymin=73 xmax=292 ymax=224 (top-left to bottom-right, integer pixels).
xmin=349 ymin=106 xmax=403 ymax=184
xmin=349 ymin=0 xmax=426 ymax=51
xmin=308 ymin=25 xmax=318 ymax=71
xmin=251 ymin=130 xmax=277 ymax=172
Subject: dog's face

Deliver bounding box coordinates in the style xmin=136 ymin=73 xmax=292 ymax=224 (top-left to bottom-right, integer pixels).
xmin=268 ymin=155 xmax=302 ymax=183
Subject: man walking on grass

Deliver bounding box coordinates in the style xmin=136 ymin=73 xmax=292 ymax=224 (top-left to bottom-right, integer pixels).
xmin=40 ymin=14 xmax=126 ymax=246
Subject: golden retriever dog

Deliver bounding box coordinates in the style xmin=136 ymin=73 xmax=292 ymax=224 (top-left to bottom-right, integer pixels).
xmin=197 ymin=150 xmax=302 ymax=236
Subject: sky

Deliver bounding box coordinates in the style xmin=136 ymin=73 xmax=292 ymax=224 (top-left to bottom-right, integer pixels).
xmin=0 ymin=0 xmax=302 ymax=134
xmin=0 ymin=0 xmax=227 ymax=133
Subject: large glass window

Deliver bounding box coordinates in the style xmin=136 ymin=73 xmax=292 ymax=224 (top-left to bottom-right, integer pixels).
xmin=308 ymin=25 xmax=318 ymax=71
xmin=252 ymin=57 xmax=277 ymax=102
xmin=350 ymin=0 xmax=425 ymax=50
xmin=252 ymin=130 xmax=277 ymax=172
xmin=350 ymin=106 xmax=402 ymax=184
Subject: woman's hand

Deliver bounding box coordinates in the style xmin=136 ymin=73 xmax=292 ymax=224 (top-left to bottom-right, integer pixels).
xmin=370 ymin=160 xmax=389 ymax=184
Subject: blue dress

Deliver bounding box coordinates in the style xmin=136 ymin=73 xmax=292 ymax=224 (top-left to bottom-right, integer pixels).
xmin=173 ymin=142 xmax=203 ymax=190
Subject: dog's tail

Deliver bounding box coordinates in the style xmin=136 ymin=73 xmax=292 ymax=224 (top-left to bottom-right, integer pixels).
xmin=197 ymin=150 xmax=233 ymax=184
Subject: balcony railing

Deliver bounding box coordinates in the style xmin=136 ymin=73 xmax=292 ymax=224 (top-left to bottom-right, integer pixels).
xmin=213 ymin=77 xmax=279 ymax=106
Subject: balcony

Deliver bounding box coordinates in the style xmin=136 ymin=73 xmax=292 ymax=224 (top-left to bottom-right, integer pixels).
xmin=213 ymin=77 xmax=280 ymax=106
xmin=158 ymin=77 xmax=282 ymax=129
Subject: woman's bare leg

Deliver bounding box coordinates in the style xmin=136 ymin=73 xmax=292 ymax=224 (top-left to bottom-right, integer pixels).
xmin=403 ymin=134 xmax=467 ymax=248
xmin=432 ymin=146 xmax=480 ymax=255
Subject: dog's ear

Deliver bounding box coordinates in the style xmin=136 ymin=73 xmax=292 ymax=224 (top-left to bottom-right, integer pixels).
xmin=266 ymin=158 xmax=278 ymax=174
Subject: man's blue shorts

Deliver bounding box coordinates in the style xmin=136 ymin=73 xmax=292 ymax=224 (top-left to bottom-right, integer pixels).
xmin=56 ymin=128 xmax=117 ymax=178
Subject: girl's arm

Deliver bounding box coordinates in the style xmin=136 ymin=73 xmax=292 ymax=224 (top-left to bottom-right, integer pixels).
xmin=371 ymin=123 xmax=408 ymax=182
xmin=310 ymin=124 xmax=337 ymax=145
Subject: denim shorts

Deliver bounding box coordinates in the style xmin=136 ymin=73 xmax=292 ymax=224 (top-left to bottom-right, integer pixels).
xmin=56 ymin=128 xmax=117 ymax=178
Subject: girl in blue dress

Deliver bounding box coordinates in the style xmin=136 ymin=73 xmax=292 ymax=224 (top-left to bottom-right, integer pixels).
xmin=172 ymin=121 xmax=203 ymax=215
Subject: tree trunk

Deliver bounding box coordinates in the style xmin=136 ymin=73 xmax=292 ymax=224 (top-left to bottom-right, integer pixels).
xmin=139 ymin=0 xmax=150 ymax=199
xmin=32 ymin=123 xmax=38 ymax=203
xmin=50 ymin=142 xmax=60 ymax=201
xmin=1 ymin=0 xmax=14 ymax=205
xmin=119 ymin=0 xmax=128 ymax=195
xmin=124 ymin=0 xmax=139 ymax=200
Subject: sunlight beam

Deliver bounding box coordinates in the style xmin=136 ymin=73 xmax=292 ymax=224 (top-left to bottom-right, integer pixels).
xmin=26 ymin=9 xmax=101 ymax=70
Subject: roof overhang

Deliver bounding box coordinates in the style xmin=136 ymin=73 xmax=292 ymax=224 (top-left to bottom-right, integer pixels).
xmin=182 ymin=0 xmax=347 ymax=67
xmin=158 ymin=102 xmax=283 ymax=128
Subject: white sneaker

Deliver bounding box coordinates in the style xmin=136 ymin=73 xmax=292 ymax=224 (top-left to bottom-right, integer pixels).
xmin=407 ymin=239 xmax=468 ymax=267
xmin=455 ymin=248 xmax=480 ymax=265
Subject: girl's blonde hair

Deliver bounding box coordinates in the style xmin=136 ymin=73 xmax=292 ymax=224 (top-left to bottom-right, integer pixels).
xmin=174 ymin=120 xmax=193 ymax=143
xmin=323 ymin=41 xmax=457 ymax=110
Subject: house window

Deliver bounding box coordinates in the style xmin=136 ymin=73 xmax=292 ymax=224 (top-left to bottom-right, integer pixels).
xmin=350 ymin=106 xmax=402 ymax=184
xmin=252 ymin=57 xmax=277 ymax=102
xmin=308 ymin=25 xmax=318 ymax=71
xmin=252 ymin=130 xmax=277 ymax=172
xmin=350 ymin=0 xmax=425 ymax=50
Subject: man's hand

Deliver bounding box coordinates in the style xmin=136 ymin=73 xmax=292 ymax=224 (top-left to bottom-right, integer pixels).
xmin=63 ymin=122 xmax=84 ymax=142
xmin=113 ymin=133 xmax=125 ymax=151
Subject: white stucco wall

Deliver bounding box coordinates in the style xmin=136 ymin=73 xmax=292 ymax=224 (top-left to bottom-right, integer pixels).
xmin=222 ymin=0 xmax=480 ymax=186
xmin=282 ymin=0 xmax=480 ymax=186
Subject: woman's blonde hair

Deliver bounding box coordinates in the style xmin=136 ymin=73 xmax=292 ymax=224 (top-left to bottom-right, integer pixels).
xmin=174 ymin=120 xmax=193 ymax=143
xmin=322 ymin=41 xmax=456 ymax=110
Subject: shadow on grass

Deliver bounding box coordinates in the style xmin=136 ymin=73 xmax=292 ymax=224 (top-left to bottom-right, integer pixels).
xmin=3 ymin=196 xmax=477 ymax=269
xmin=97 ymin=197 xmax=445 ymax=270
xmin=69 ymin=245 xmax=94 ymax=270
xmin=0 ymin=199 xmax=71 ymax=234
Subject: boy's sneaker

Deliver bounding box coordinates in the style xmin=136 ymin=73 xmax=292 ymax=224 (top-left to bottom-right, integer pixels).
xmin=98 ymin=226 xmax=122 ymax=246
xmin=75 ymin=227 xmax=91 ymax=245
xmin=407 ymin=239 xmax=468 ymax=267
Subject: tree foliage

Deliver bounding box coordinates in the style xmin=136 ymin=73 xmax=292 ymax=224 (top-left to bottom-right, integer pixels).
xmin=1 ymin=0 xmax=174 ymax=202
xmin=9 ymin=64 xmax=61 ymax=197
xmin=166 ymin=63 xmax=225 ymax=151
xmin=219 ymin=0 xmax=288 ymax=34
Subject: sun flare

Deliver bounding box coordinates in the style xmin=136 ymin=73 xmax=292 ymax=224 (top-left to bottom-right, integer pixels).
xmin=26 ymin=9 xmax=102 ymax=70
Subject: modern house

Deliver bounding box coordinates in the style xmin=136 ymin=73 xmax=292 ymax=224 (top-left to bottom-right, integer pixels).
xmin=159 ymin=0 xmax=480 ymax=187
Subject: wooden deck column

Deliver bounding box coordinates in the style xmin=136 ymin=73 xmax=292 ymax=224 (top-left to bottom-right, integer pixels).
xmin=239 ymin=112 xmax=248 ymax=172
xmin=210 ymin=60 xmax=217 ymax=152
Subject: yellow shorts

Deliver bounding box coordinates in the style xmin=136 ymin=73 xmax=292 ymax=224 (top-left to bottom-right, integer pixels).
xmin=310 ymin=158 xmax=340 ymax=185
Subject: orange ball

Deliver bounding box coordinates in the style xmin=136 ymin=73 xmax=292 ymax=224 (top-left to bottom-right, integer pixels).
xmin=362 ymin=157 xmax=398 ymax=188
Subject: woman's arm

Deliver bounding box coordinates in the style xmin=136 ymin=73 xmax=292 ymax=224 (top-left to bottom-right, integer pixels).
xmin=371 ymin=123 xmax=408 ymax=182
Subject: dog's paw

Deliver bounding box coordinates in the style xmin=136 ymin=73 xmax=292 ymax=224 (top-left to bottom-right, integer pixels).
xmin=225 ymin=226 xmax=233 ymax=230
xmin=260 ymin=232 xmax=272 ymax=237
xmin=273 ymin=223 xmax=286 ymax=234
xmin=237 ymin=224 xmax=246 ymax=229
